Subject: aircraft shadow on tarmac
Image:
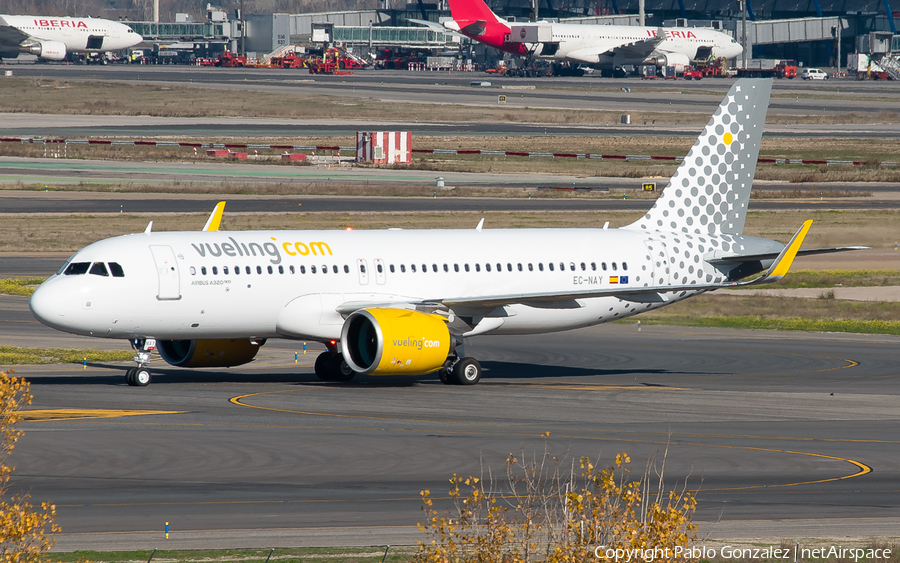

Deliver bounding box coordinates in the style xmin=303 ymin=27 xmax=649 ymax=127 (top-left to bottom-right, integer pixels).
xmin=30 ymin=360 xmax=683 ymax=386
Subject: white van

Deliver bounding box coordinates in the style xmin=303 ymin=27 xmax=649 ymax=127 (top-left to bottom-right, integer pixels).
xmin=801 ymin=68 xmax=828 ymax=80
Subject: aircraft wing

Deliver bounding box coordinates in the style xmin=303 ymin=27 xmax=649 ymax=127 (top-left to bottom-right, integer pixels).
xmin=0 ymin=17 xmax=30 ymax=51
xmin=408 ymin=18 xmax=467 ymax=39
xmin=562 ymin=31 xmax=665 ymax=64
xmin=441 ymin=220 xmax=814 ymax=309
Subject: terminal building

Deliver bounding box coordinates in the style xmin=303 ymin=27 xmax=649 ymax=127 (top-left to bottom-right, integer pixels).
xmin=123 ymin=0 xmax=897 ymax=71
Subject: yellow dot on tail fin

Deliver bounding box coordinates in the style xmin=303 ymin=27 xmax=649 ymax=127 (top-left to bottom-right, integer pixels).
xmin=723 ymin=132 xmax=733 ymax=145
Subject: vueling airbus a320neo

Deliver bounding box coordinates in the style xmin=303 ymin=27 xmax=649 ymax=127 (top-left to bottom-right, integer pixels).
xmin=29 ymin=79 xmax=863 ymax=387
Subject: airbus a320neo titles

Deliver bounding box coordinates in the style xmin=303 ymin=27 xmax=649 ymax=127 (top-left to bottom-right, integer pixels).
xmin=0 ymin=14 xmax=141 ymax=61
xmin=30 ymin=79 xmax=863 ymax=387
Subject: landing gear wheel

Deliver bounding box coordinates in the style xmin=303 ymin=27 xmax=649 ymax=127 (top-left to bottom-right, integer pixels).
xmin=439 ymin=367 xmax=455 ymax=385
xmin=328 ymin=354 xmax=356 ymax=382
xmin=452 ymin=357 xmax=482 ymax=385
xmin=125 ymin=367 xmax=137 ymax=386
xmin=133 ymin=368 xmax=151 ymax=387
xmin=314 ymin=352 xmax=333 ymax=381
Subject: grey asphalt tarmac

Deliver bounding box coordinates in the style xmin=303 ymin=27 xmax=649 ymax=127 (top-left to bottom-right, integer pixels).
xmin=2 ymin=289 xmax=899 ymax=548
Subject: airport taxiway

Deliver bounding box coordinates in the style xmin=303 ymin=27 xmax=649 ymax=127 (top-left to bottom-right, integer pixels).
xmin=2 ymin=291 xmax=900 ymax=548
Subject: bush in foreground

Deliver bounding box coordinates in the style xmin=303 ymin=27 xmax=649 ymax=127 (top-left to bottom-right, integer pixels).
xmin=415 ymin=440 xmax=696 ymax=563
xmin=0 ymin=370 xmax=59 ymax=563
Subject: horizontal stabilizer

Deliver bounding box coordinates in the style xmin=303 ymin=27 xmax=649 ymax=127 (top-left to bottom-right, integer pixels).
xmin=705 ymin=245 xmax=869 ymax=265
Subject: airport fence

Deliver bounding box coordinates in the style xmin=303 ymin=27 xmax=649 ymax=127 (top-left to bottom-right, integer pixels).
xmin=1 ymin=136 xmax=897 ymax=167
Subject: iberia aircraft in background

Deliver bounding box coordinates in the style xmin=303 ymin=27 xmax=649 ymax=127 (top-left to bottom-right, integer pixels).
xmin=30 ymin=79 xmax=863 ymax=387
xmin=0 ymin=15 xmax=142 ymax=61
xmin=441 ymin=0 xmax=742 ymax=70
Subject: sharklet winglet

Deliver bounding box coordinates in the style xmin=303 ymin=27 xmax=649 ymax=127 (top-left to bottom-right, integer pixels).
xmin=203 ymin=201 xmax=226 ymax=232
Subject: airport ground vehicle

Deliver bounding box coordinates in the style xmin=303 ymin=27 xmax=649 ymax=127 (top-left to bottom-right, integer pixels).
xmin=215 ymin=50 xmax=246 ymax=67
xmin=801 ymin=67 xmax=828 ymax=80
xmin=735 ymin=59 xmax=797 ymax=78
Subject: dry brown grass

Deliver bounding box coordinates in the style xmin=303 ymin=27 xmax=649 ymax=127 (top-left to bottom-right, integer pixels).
xmin=4 ymin=77 xmax=900 ymax=126
xmin=0 ymin=209 xmax=895 ymax=253
xmin=640 ymin=293 xmax=900 ymax=323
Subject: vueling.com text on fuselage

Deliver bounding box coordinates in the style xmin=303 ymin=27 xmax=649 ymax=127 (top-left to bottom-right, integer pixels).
xmin=191 ymin=237 xmax=333 ymax=265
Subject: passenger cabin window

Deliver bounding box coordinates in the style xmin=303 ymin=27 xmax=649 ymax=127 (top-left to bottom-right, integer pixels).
xmin=201 ymin=267 xmax=207 ymax=275
xmin=475 ymin=263 xmax=481 ymax=272
xmin=64 ymin=262 xmax=90 ymax=275
xmin=279 ymin=266 xmax=284 ymax=274
xmin=108 ymin=262 xmax=125 ymax=277
xmin=432 ymin=264 xmax=438 ymax=272
xmin=612 ymin=263 xmax=617 ymax=271
xmin=290 ymin=266 xmax=295 ymax=274
xmin=623 ymin=262 xmax=628 ymax=271
xmin=267 ymin=266 xmax=273 ymax=274
xmin=256 ymin=266 xmax=262 ymax=274
xmin=443 ymin=264 xmax=448 ymax=272
xmin=401 ymin=264 xmax=406 ymax=273
xmin=538 ymin=263 xmax=544 ymax=271
xmin=464 ymin=264 xmax=470 ymax=272
xmin=454 ymin=264 xmax=459 ymax=272
xmin=223 ymin=266 xmax=230 ymax=275
xmin=89 ymin=262 xmax=109 ymax=276
xmin=411 ymin=264 xmax=417 ymax=272
xmin=344 ymin=265 xmax=350 ymax=273
xmin=591 ymin=262 xmax=597 ymax=271
xmin=601 ymin=262 xmax=607 ymax=271
xmin=190 ymin=266 xmax=196 ymax=275
xmin=549 ymin=263 xmax=555 ymax=271
xmin=245 ymin=266 xmax=251 ymax=274
xmin=212 ymin=266 xmax=218 ymax=275
xmin=333 ymin=265 xmax=338 ymax=274
xmin=486 ymin=263 xmax=491 ymax=272
xmin=311 ymin=265 xmax=317 ymax=274
xmin=234 ymin=266 xmax=240 ymax=275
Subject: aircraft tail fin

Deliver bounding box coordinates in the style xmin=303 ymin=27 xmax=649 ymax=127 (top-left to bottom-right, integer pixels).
xmin=626 ymin=78 xmax=772 ymax=236
xmin=203 ymin=201 xmax=226 ymax=232
xmin=447 ymin=0 xmax=504 ymax=26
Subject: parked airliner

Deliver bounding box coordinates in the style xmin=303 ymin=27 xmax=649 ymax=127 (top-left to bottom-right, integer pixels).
xmin=29 ymin=79 xmax=861 ymax=387
xmin=443 ymin=0 xmax=741 ymax=70
xmin=0 ymin=15 xmax=141 ymax=61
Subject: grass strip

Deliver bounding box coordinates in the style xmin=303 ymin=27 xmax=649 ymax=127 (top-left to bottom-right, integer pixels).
xmin=54 ymin=547 xmax=417 ymax=563
xmin=770 ymin=269 xmax=900 ymax=288
xmin=0 ymin=278 xmax=46 ymax=296
xmin=0 ymin=346 xmax=133 ymax=365
xmin=634 ymin=315 xmax=900 ymax=335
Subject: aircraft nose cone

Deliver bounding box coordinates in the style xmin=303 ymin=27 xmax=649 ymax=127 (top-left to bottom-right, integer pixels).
xmin=29 ymin=280 xmax=69 ymax=331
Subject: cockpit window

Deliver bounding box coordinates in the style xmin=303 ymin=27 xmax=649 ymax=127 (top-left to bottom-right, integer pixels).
xmin=57 ymin=254 xmax=76 ymax=275
xmin=64 ymin=262 xmax=90 ymax=275
xmin=89 ymin=262 xmax=109 ymax=277
xmin=109 ymin=262 xmax=125 ymax=277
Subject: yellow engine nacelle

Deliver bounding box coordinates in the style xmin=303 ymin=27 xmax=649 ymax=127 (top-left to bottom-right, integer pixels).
xmin=341 ymin=309 xmax=451 ymax=376
xmin=157 ymin=339 xmax=260 ymax=368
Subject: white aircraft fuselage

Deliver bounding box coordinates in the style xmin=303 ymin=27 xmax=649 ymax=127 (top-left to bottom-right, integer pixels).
xmin=0 ymin=15 xmax=142 ymax=60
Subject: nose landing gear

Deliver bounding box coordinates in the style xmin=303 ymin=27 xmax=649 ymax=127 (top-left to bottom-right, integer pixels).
xmin=127 ymin=338 xmax=156 ymax=386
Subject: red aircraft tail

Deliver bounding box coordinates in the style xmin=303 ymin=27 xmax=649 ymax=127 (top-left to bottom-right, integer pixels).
xmin=447 ymin=0 xmax=503 ymax=25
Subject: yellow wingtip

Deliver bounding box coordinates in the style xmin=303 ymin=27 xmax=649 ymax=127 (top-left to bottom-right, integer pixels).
xmin=203 ymin=201 xmax=226 ymax=232
xmin=771 ymin=219 xmax=812 ymax=277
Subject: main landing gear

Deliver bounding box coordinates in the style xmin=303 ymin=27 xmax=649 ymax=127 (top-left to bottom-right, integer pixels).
xmin=127 ymin=338 xmax=156 ymax=387
xmin=439 ymin=355 xmax=482 ymax=386
xmin=314 ymin=349 xmax=356 ymax=382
